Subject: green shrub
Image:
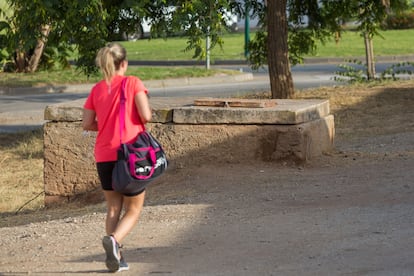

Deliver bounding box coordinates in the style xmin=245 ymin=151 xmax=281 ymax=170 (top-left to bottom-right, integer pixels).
xmin=334 ymin=59 xmax=414 ymax=84
xmin=381 ymin=61 xmax=414 ymax=80
xmin=333 ymin=59 xmax=367 ymax=83
xmin=383 ymin=12 xmax=414 ymax=29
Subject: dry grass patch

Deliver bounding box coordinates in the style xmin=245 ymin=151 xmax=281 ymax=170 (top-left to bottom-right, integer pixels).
xmin=294 ymin=81 xmax=414 ymax=139
xmin=0 ymin=129 xmax=44 ymax=214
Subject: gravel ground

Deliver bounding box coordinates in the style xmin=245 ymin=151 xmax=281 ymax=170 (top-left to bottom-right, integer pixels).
xmin=1 ymin=81 xmax=414 ymax=275
xmin=1 ymin=129 xmax=413 ymax=275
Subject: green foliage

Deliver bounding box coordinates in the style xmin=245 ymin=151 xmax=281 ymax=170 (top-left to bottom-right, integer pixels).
xmin=175 ymin=0 xmax=232 ymax=60
xmin=0 ymin=14 xmax=12 ymax=70
xmin=0 ymin=0 xmax=107 ymax=75
xmin=245 ymin=0 xmax=409 ymax=69
xmin=0 ymin=0 xmax=241 ymax=73
xmin=288 ymin=29 xmax=319 ymax=65
xmin=334 ymin=59 xmax=414 ymax=83
xmin=245 ymin=0 xmax=347 ymax=69
xmin=333 ymin=59 xmax=368 ymax=83
xmin=246 ymin=30 xmax=267 ymax=70
xmin=383 ymin=11 xmax=414 ymax=29
xmin=39 ymin=44 xmax=72 ymax=71
xmin=381 ymin=61 xmax=414 ymax=80
xmin=1 ymin=0 xmax=411 ymax=78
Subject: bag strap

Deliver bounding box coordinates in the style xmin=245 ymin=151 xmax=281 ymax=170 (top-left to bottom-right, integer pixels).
xmin=119 ymin=77 xmax=127 ymax=144
xmin=119 ymin=77 xmax=147 ymax=144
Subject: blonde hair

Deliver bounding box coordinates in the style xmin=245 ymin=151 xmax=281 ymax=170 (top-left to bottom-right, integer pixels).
xmin=95 ymin=43 xmax=127 ymax=82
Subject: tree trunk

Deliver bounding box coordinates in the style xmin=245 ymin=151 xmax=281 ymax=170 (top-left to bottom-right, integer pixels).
xmin=28 ymin=24 xmax=51 ymax=73
xmin=364 ymin=32 xmax=376 ymax=80
xmin=15 ymin=49 xmax=26 ymax=73
xmin=267 ymin=0 xmax=294 ymax=99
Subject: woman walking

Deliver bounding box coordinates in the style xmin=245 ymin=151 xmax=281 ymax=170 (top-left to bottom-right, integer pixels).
xmin=82 ymin=42 xmax=152 ymax=272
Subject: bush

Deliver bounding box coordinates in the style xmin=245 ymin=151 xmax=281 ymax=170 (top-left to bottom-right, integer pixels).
xmin=334 ymin=59 xmax=414 ymax=84
xmin=383 ymin=12 xmax=414 ymax=30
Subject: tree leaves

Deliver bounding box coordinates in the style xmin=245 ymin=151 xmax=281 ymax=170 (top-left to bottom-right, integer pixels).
xmin=1 ymin=0 xmax=107 ymax=74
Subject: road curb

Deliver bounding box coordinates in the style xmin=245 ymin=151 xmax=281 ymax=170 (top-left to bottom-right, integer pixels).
xmin=129 ymin=55 xmax=414 ymax=65
xmin=0 ymin=73 xmax=254 ymax=96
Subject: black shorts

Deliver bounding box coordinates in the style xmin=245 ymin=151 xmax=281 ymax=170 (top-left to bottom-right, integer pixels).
xmin=96 ymin=161 xmax=144 ymax=197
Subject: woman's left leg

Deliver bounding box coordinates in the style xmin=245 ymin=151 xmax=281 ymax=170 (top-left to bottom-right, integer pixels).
xmin=103 ymin=190 xmax=124 ymax=235
xmin=102 ymin=190 xmax=124 ymax=272
xmin=111 ymin=191 xmax=146 ymax=244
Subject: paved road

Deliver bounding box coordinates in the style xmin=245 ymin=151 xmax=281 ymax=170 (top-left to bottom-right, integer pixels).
xmin=0 ymin=64 xmax=332 ymax=133
xmin=0 ymin=61 xmax=412 ymax=133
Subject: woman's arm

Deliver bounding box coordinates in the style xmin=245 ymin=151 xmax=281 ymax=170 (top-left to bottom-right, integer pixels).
xmin=82 ymin=109 xmax=98 ymax=131
xmin=134 ymin=92 xmax=152 ymax=124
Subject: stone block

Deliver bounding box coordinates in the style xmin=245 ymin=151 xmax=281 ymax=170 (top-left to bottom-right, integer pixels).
xmin=147 ymin=115 xmax=334 ymax=166
xmin=173 ymin=99 xmax=330 ymax=124
xmin=44 ymin=122 xmax=99 ymax=198
xmin=44 ymin=97 xmax=178 ymax=123
xmin=44 ymin=99 xmax=85 ymax=121
xmin=43 ymin=97 xmax=335 ymax=206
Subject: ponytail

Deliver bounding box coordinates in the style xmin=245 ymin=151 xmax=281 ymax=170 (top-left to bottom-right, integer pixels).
xmin=95 ymin=43 xmax=127 ymax=82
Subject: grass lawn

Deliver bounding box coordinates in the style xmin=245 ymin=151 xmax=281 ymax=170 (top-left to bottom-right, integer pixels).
xmin=0 ymin=66 xmax=234 ymax=87
xmin=123 ymin=29 xmax=414 ymax=61
xmin=124 ymin=32 xmax=246 ymax=61
xmin=309 ymin=29 xmax=414 ymax=58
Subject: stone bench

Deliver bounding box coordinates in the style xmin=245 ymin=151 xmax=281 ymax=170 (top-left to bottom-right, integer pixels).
xmin=43 ymin=97 xmax=334 ymax=206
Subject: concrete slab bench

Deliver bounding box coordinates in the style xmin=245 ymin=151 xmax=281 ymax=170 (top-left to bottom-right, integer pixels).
xmin=43 ymin=97 xmax=334 ymax=206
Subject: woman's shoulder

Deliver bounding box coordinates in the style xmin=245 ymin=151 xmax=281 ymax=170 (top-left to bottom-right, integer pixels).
xmin=126 ymin=75 xmax=147 ymax=92
xmin=126 ymin=75 xmax=143 ymax=84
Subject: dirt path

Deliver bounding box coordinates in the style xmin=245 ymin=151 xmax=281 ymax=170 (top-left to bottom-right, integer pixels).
xmin=1 ymin=83 xmax=414 ymax=275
